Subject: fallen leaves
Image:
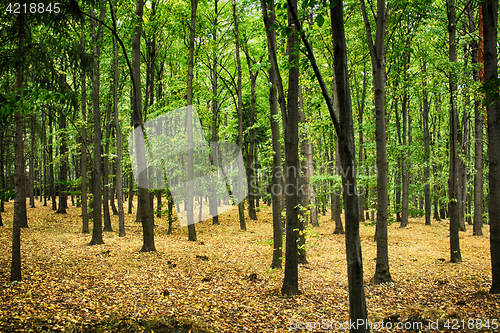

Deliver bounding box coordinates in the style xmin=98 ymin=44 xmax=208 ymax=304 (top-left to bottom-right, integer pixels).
xmin=0 ymin=200 xmax=498 ymax=332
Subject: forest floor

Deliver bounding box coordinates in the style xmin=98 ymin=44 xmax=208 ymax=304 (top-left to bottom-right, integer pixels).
xmin=0 ymin=199 xmax=498 ymax=332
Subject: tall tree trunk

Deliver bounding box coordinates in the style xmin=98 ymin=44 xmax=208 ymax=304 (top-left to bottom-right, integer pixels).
xmin=331 ymin=0 xmax=369 ymax=327
xmin=81 ymin=15 xmax=89 ymax=233
xmin=49 ymin=108 xmax=56 ymax=212
xmin=88 ymin=4 xmax=106 ymax=246
xmin=233 ymin=0 xmax=246 ymax=231
xmin=447 ymin=0 xmax=462 ymax=263
xmin=131 ymin=0 xmax=156 ymax=251
xmin=57 ymin=95 xmax=68 ymax=214
xmin=261 ymin=0 xmax=283 ymax=269
xmin=469 ymin=2 xmax=483 ymax=236
xmin=210 ymin=0 xmax=219 ymax=225
xmin=400 ymin=47 xmax=410 ymax=228
xmin=11 ymin=6 xmax=26 ymax=281
xmin=422 ymin=61 xmax=431 ymax=226
xmin=356 ymin=65 xmax=367 ymax=222
xmin=361 ymin=0 xmax=392 ymax=284
xmin=331 ymin=75 xmax=344 ymax=234
xmin=483 ymin=0 xmax=500 ymax=294
xmin=112 ymin=21 xmax=125 ymax=237
xmin=281 ymin=0 xmax=300 ymax=296
xmin=102 ymin=102 xmax=112 ymax=231
xmin=185 ymin=0 xmax=198 ymax=241
xmin=29 ymin=114 xmax=35 ymax=208
xmin=245 ymin=51 xmax=258 ymax=221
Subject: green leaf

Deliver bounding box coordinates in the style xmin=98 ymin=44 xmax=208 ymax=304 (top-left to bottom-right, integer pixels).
xmin=316 ymin=14 xmax=324 ymax=27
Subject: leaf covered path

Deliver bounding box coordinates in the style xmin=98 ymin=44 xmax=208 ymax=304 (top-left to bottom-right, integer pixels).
xmin=0 ymin=201 xmax=498 ymax=332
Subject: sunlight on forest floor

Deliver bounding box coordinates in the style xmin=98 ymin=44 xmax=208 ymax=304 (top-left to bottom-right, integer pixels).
xmin=0 ymin=200 xmax=498 ymax=332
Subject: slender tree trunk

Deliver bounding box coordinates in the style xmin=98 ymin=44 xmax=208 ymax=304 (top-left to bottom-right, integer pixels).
xmin=102 ymin=102 xmax=112 ymax=231
xmin=357 ymin=65 xmax=367 ymax=222
xmin=112 ymin=22 xmax=125 ymax=237
xmin=49 ymin=108 xmax=56 ymax=212
xmin=57 ymin=97 xmax=68 ymax=214
xmin=261 ymin=0 xmax=283 ymax=269
xmin=331 ymin=0 xmax=369 ymax=327
xmin=361 ymin=0 xmax=392 ymax=284
xmin=232 ymin=0 xmax=246 ymax=231
xmin=80 ymin=16 xmax=89 ymax=233
xmin=210 ymin=1 xmax=219 ymax=225
xmin=29 ymin=114 xmax=35 ymax=208
xmin=469 ymin=3 xmax=484 ymax=236
xmin=11 ymin=7 xmax=26 ymax=281
xmin=131 ymin=0 xmax=156 ymax=251
xmin=447 ymin=0 xmax=462 ymax=263
xmin=281 ymin=0 xmax=300 ymax=296
xmin=423 ymin=61 xmax=431 ymax=226
xmin=184 ymin=0 xmax=198 ymax=241
xmin=245 ymin=52 xmax=258 ymax=221
xmin=331 ymin=76 xmax=344 ymax=234
xmin=88 ymin=4 xmax=106 ymax=246
xmin=483 ymin=0 xmax=500 ymax=294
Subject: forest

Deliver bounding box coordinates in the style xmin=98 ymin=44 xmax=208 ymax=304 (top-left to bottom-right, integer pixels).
xmin=0 ymin=0 xmax=500 ymax=331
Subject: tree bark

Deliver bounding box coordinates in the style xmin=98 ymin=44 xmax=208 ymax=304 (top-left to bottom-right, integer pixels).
xmin=186 ymin=0 xmax=198 ymax=241
xmin=81 ymin=14 xmax=89 ymax=233
xmin=261 ymin=0 xmax=283 ymax=269
xmin=422 ymin=61 xmax=431 ymax=226
xmin=482 ymin=0 xmax=500 ymax=293
xmin=447 ymin=0 xmax=462 ymax=263
xmin=281 ymin=0 xmax=301 ymax=296
xmin=88 ymin=4 xmax=106 ymax=246
xmin=12 ymin=6 xmax=26 ymax=281
xmin=469 ymin=3 xmax=483 ymax=236
xmin=361 ymin=0 xmax=392 ymax=284
xmin=232 ymin=0 xmax=246 ymax=231
xmin=112 ymin=19 xmax=125 ymax=237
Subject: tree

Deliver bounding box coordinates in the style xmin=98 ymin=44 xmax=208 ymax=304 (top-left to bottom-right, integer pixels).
xmin=132 ymin=0 xmax=156 ymax=252
xmin=361 ymin=0 xmax=393 ymax=284
xmin=232 ymin=0 xmax=246 ymax=231
xmin=482 ymin=0 xmax=500 ymax=294
xmin=261 ymin=0 xmax=283 ymax=270
xmin=446 ymin=0 xmax=462 ymax=263
xmin=88 ymin=3 xmax=106 ymax=246
xmin=112 ymin=3 xmax=125 ymax=238
xmin=80 ymin=14 xmax=89 ymax=234
xmin=281 ymin=0 xmax=301 ymax=296
xmin=469 ymin=3 xmax=483 ymax=237
xmin=11 ymin=6 xmax=26 ymax=282
xmin=186 ymin=0 xmax=198 ymax=241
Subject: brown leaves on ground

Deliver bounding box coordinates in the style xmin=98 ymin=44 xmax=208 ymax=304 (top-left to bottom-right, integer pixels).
xmin=0 ymin=201 xmax=498 ymax=332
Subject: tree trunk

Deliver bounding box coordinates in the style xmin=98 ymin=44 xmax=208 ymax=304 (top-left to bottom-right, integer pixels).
xmin=29 ymin=113 xmax=35 ymax=208
xmin=81 ymin=15 xmax=89 ymax=233
xmin=102 ymin=102 xmax=112 ymax=231
xmin=232 ymin=0 xmax=246 ymax=231
xmin=261 ymin=0 xmax=283 ymax=269
xmin=281 ymin=0 xmax=301 ymax=296
xmin=11 ymin=7 xmax=26 ymax=281
xmin=57 ymin=96 xmax=68 ymax=214
xmin=185 ymin=0 xmax=198 ymax=241
xmin=330 ymin=0 xmax=370 ymax=327
xmin=447 ymin=0 xmax=462 ymax=263
xmin=469 ymin=3 xmax=483 ymax=236
xmin=131 ymin=0 xmax=156 ymax=251
xmin=49 ymin=108 xmax=57 ymax=212
xmin=482 ymin=0 xmax=500 ymax=294
xmin=112 ymin=21 xmax=125 ymax=237
xmin=423 ymin=61 xmax=431 ymax=226
xmin=361 ymin=0 xmax=392 ymax=284
xmin=88 ymin=4 xmax=106 ymax=246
